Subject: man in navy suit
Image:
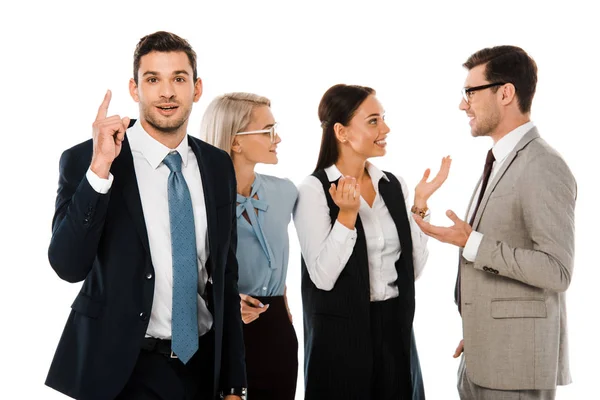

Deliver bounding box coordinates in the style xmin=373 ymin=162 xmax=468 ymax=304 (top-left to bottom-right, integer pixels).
xmin=45 ymin=31 xmax=246 ymax=400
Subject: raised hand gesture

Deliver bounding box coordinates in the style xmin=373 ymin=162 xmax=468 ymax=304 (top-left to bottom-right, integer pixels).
xmin=414 ymin=156 xmax=452 ymax=206
xmin=90 ymin=90 xmax=130 ymax=178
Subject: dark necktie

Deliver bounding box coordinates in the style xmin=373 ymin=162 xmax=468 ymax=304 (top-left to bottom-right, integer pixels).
xmin=163 ymin=151 xmax=199 ymax=364
xmin=455 ymin=149 xmax=495 ymax=313
xmin=468 ymin=149 xmax=496 ymax=226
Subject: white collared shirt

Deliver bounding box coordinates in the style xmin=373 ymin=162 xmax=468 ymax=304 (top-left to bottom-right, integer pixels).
xmin=463 ymin=121 xmax=535 ymax=261
xmin=293 ymin=162 xmax=429 ymax=301
xmin=86 ymin=120 xmax=213 ymax=338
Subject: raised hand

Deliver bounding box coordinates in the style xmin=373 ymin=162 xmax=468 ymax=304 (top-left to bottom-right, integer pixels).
xmin=239 ymin=294 xmax=269 ymax=324
xmin=90 ymin=90 xmax=130 ymax=178
xmin=414 ymin=156 xmax=452 ymax=206
xmin=329 ymin=176 xmax=361 ymax=230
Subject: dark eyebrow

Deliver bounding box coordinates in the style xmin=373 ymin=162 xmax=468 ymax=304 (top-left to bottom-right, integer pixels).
xmin=262 ymin=123 xmax=275 ymax=129
xmin=142 ymin=70 xmax=190 ymax=77
xmin=365 ymin=113 xmax=382 ymax=119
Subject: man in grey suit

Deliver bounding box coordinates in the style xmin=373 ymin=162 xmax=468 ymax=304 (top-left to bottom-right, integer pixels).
xmin=414 ymin=46 xmax=576 ymax=399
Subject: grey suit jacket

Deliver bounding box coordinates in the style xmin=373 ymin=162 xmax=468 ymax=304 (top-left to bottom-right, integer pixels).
xmin=459 ymin=127 xmax=576 ymax=390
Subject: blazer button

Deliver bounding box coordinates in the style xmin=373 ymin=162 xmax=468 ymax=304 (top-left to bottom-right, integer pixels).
xmin=483 ymin=266 xmax=489 ymax=271
xmin=139 ymin=312 xmax=148 ymax=321
xmin=145 ymin=272 xmax=153 ymax=280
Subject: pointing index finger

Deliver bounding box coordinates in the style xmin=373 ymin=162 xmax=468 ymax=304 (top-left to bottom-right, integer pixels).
xmin=96 ymin=90 xmax=112 ymax=121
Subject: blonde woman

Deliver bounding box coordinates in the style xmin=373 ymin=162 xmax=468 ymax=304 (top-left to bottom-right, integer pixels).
xmin=201 ymin=93 xmax=298 ymax=400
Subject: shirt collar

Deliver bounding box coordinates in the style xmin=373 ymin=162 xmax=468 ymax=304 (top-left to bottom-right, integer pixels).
xmin=324 ymin=162 xmax=390 ymax=183
xmin=127 ymin=119 xmax=189 ymax=170
xmin=492 ymin=121 xmax=535 ymax=163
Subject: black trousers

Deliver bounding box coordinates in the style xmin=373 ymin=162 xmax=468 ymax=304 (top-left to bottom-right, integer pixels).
xmin=371 ymin=297 xmax=412 ymax=400
xmin=242 ymin=296 xmax=298 ymax=400
xmin=116 ymin=330 xmax=215 ymax=400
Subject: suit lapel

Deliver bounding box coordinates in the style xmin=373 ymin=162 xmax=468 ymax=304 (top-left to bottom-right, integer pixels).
xmin=471 ymin=127 xmax=540 ymax=229
xmin=464 ymin=176 xmax=482 ymax=221
xmin=379 ymin=177 xmax=409 ymax=244
xmin=111 ymin=136 xmax=151 ymax=255
xmin=189 ymin=137 xmax=217 ymax=277
xmin=378 ymin=174 xmax=413 ymax=276
xmin=329 ymin=175 xmax=370 ymax=293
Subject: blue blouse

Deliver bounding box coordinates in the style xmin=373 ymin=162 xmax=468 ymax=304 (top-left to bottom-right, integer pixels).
xmin=236 ymin=173 xmax=298 ymax=297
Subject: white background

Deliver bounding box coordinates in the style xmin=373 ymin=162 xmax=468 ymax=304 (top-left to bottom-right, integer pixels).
xmin=1 ymin=0 xmax=598 ymax=398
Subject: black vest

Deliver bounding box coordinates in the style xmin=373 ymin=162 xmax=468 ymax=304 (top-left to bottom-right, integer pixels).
xmin=301 ymin=169 xmax=415 ymax=399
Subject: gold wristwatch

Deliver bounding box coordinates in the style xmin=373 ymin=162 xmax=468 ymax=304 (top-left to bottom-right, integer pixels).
xmin=410 ymin=205 xmax=428 ymax=218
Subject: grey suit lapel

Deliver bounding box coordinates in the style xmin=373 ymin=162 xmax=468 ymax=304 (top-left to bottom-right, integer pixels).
xmin=464 ymin=176 xmax=482 ymax=221
xmin=471 ymin=127 xmax=540 ymax=229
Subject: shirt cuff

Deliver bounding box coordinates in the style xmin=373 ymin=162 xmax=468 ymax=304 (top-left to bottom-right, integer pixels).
xmin=462 ymin=231 xmax=483 ymax=262
xmin=330 ymin=220 xmax=357 ymax=244
xmin=423 ymin=211 xmax=431 ymax=222
xmin=86 ymin=168 xmax=114 ymax=194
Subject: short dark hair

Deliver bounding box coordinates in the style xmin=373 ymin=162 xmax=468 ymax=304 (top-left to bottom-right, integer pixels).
xmin=314 ymin=84 xmax=375 ymax=172
xmin=133 ymin=31 xmax=197 ymax=84
xmin=463 ymin=45 xmax=537 ymax=114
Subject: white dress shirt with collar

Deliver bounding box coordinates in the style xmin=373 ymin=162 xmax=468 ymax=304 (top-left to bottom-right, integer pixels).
xmin=462 ymin=121 xmax=535 ymax=261
xmin=86 ymin=120 xmax=213 ymax=338
xmin=293 ymin=162 xmax=429 ymax=301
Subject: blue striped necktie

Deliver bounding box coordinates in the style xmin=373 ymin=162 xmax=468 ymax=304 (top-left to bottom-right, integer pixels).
xmin=163 ymin=151 xmax=198 ymax=364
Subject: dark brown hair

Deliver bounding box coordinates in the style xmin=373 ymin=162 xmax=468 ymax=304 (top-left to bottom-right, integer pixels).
xmin=314 ymin=84 xmax=375 ymax=172
xmin=463 ymin=45 xmax=537 ymax=113
xmin=133 ymin=31 xmax=197 ymax=84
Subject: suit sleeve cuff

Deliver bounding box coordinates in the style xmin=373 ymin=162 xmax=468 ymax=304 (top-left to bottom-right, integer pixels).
xmin=86 ymin=168 xmax=114 ymax=194
xmin=462 ymin=231 xmax=483 ymax=262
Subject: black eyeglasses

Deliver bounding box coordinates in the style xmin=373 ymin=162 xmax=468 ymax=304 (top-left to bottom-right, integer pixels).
xmin=461 ymin=82 xmax=507 ymax=104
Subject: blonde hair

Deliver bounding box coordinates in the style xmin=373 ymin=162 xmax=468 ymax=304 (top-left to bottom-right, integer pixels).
xmin=201 ymin=92 xmax=271 ymax=155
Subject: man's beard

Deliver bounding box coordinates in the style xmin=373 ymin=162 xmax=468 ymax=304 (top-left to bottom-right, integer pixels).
xmin=472 ymin=107 xmax=500 ymax=137
xmin=142 ymin=103 xmax=191 ymax=134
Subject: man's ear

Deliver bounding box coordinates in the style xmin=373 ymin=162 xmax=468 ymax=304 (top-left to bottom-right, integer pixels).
xmin=193 ymin=78 xmax=203 ymax=102
xmin=129 ymin=78 xmax=139 ymax=102
xmin=500 ymin=83 xmax=517 ymax=106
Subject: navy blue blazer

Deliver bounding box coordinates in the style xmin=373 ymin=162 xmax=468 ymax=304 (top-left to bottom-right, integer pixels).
xmin=45 ymin=122 xmax=246 ymax=400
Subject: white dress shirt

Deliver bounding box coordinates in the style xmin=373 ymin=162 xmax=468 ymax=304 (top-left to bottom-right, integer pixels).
xmin=86 ymin=120 xmax=213 ymax=338
xmin=462 ymin=121 xmax=535 ymax=261
xmin=293 ymin=163 xmax=429 ymax=301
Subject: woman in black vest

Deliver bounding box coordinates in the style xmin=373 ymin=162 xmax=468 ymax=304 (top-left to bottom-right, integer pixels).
xmin=293 ymin=84 xmax=451 ymax=399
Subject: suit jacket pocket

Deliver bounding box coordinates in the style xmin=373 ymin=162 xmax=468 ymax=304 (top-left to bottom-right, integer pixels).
xmin=491 ymin=298 xmax=547 ymax=319
xmin=71 ymin=292 xmax=104 ymax=319
xmin=488 ymin=189 xmax=515 ymax=200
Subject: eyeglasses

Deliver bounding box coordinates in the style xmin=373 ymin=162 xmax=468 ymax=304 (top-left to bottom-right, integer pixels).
xmin=461 ymin=82 xmax=507 ymax=104
xmin=235 ymin=123 xmax=278 ymax=144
